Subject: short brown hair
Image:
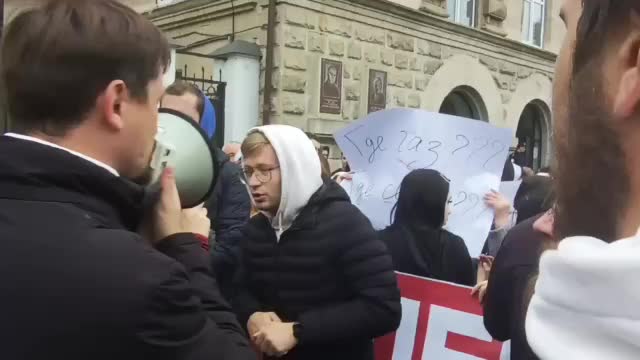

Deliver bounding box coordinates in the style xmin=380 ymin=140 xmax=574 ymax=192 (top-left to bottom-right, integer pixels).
xmin=241 ymin=132 xmax=271 ymax=158
xmin=1 ymin=0 xmax=171 ymax=136
xmin=163 ymin=82 xmax=205 ymax=121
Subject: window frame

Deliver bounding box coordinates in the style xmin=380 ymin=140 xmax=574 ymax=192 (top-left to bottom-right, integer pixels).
xmin=448 ymin=0 xmax=477 ymax=28
xmin=522 ymin=0 xmax=546 ymax=48
xmin=156 ymin=0 xmax=188 ymax=7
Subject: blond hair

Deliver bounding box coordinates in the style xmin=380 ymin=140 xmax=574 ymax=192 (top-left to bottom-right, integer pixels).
xmin=241 ymin=131 xmax=271 ymax=158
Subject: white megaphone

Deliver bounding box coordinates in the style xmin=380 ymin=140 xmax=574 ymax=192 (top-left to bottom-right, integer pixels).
xmin=147 ymin=108 xmax=218 ymax=208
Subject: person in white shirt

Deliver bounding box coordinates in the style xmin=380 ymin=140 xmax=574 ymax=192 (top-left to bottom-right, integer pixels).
xmin=526 ymin=1 xmax=640 ymax=359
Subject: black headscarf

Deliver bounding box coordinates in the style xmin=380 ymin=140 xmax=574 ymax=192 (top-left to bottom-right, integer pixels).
xmin=393 ymin=169 xmax=450 ymax=229
xmin=514 ymin=175 xmax=555 ymax=224
xmin=390 ymin=169 xmax=450 ymax=278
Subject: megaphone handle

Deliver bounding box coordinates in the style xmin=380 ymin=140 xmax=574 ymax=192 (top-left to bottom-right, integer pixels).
xmin=141 ymin=180 xmax=163 ymax=213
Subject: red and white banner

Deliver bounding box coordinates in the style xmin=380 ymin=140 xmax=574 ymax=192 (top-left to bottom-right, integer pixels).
xmin=375 ymin=273 xmax=510 ymax=360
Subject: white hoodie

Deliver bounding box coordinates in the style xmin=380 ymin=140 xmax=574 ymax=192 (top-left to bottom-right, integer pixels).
xmin=526 ymin=232 xmax=640 ymax=359
xmin=245 ymin=125 xmax=323 ymax=240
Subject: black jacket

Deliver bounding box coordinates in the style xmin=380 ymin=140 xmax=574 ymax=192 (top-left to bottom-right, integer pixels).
xmin=378 ymin=225 xmax=475 ymax=286
xmin=483 ymin=217 xmax=543 ymax=360
xmin=0 ymin=136 xmax=255 ymax=360
xmin=207 ymin=147 xmax=251 ymax=296
xmin=234 ymin=181 xmax=401 ymax=360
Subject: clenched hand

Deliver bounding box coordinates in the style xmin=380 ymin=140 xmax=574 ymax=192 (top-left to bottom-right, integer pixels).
xmin=153 ymin=168 xmax=210 ymax=243
xmin=253 ymin=322 xmax=298 ymax=357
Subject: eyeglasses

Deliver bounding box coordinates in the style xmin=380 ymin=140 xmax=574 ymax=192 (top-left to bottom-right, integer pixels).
xmin=241 ymin=166 xmax=280 ymax=184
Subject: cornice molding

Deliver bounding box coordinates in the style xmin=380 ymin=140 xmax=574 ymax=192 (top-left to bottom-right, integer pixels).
xmin=146 ymin=0 xmax=258 ymax=32
xmin=286 ymin=0 xmax=557 ymax=66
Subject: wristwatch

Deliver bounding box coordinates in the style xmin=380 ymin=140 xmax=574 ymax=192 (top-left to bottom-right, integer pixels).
xmin=292 ymin=322 xmax=304 ymax=341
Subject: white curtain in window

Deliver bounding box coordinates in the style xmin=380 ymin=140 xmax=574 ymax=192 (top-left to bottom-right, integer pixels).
xmin=461 ymin=0 xmax=474 ymax=27
xmin=448 ymin=0 xmax=456 ymax=18
xmin=523 ymin=1 xmax=531 ymax=40
xmin=523 ymin=0 xmax=545 ymax=47
xmin=448 ymin=0 xmax=475 ymax=27
xmin=531 ymin=2 xmax=544 ymax=47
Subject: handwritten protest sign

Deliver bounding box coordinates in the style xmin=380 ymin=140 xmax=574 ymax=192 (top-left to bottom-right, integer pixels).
xmin=339 ymin=177 xmax=353 ymax=195
xmin=375 ymin=273 xmax=509 ymax=360
xmin=499 ymin=180 xmax=522 ymax=206
xmin=334 ymin=108 xmax=513 ymax=255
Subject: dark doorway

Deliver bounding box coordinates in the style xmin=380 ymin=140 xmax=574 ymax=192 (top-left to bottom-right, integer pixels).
xmin=516 ymin=102 xmax=545 ymax=170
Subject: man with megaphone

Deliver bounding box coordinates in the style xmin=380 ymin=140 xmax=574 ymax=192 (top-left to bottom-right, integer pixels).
xmin=0 ymin=1 xmax=255 ymax=359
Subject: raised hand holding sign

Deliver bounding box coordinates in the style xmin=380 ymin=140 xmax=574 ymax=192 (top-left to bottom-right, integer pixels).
xmin=334 ymin=108 xmax=513 ymax=256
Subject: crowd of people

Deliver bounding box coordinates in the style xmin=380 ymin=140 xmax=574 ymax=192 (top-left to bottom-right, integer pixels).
xmin=1 ymin=0 xmax=639 ymax=359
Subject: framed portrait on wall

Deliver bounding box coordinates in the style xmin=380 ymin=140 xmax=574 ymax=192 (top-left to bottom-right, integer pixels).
xmin=320 ymin=145 xmax=330 ymax=159
xmin=320 ymin=58 xmax=343 ymax=114
xmin=368 ymin=69 xmax=387 ymax=113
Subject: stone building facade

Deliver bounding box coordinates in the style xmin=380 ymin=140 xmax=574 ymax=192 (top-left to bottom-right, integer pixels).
xmin=3 ymin=0 xmax=563 ymax=168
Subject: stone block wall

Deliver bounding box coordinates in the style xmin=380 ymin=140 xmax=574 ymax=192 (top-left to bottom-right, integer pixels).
xmin=271 ymin=1 xmax=554 ymax=137
xmin=147 ymin=0 xmax=555 ymax=165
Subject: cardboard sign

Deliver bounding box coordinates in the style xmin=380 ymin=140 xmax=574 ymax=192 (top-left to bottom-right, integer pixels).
xmin=375 ymin=273 xmax=509 ymax=360
xmin=334 ymin=108 xmax=513 ymax=255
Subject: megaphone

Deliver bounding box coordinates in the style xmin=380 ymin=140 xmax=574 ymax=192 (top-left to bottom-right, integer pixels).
xmin=148 ymin=108 xmax=218 ymax=208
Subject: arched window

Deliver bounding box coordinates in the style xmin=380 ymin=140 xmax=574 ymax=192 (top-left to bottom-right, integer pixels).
xmin=515 ymin=102 xmax=548 ymax=170
xmin=439 ymin=86 xmax=488 ymax=122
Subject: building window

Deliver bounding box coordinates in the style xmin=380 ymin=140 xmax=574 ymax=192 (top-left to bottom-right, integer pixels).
xmin=523 ymin=0 xmax=545 ymax=47
xmin=439 ymin=86 xmax=488 ymax=122
xmin=448 ymin=0 xmax=477 ymax=27
xmin=515 ymin=102 xmax=547 ymax=170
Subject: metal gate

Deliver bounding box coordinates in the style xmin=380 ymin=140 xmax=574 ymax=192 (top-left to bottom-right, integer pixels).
xmin=175 ymin=63 xmax=227 ymax=148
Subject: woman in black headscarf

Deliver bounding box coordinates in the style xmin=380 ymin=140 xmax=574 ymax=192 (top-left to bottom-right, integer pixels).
xmin=513 ymin=175 xmax=554 ymax=224
xmin=378 ymin=169 xmax=474 ymax=286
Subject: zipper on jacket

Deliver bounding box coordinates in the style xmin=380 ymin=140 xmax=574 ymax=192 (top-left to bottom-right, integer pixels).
xmin=272 ymin=228 xmax=300 ymax=322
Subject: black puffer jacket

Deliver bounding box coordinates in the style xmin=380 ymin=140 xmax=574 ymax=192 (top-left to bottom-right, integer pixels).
xmin=0 ymin=136 xmax=254 ymax=360
xmin=234 ymin=180 xmax=401 ymax=360
xmin=207 ymin=147 xmax=251 ymax=298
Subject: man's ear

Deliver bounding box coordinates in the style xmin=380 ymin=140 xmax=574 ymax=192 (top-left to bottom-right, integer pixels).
xmin=613 ymin=32 xmax=640 ymax=120
xmin=102 ymin=80 xmax=127 ymax=131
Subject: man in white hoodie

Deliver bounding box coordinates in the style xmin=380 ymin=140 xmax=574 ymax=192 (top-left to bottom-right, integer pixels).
xmin=233 ymin=125 xmax=401 ymax=360
xmin=526 ymin=1 xmax=640 ymax=359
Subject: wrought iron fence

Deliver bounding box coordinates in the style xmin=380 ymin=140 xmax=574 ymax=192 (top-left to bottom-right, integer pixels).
xmin=175 ymin=63 xmax=227 ymax=148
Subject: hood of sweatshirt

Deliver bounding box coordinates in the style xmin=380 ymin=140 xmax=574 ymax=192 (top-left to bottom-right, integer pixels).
xmin=246 ymin=125 xmax=323 ymax=240
xmin=526 ymin=231 xmax=640 ymax=359
xmin=200 ymin=92 xmax=217 ymax=139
